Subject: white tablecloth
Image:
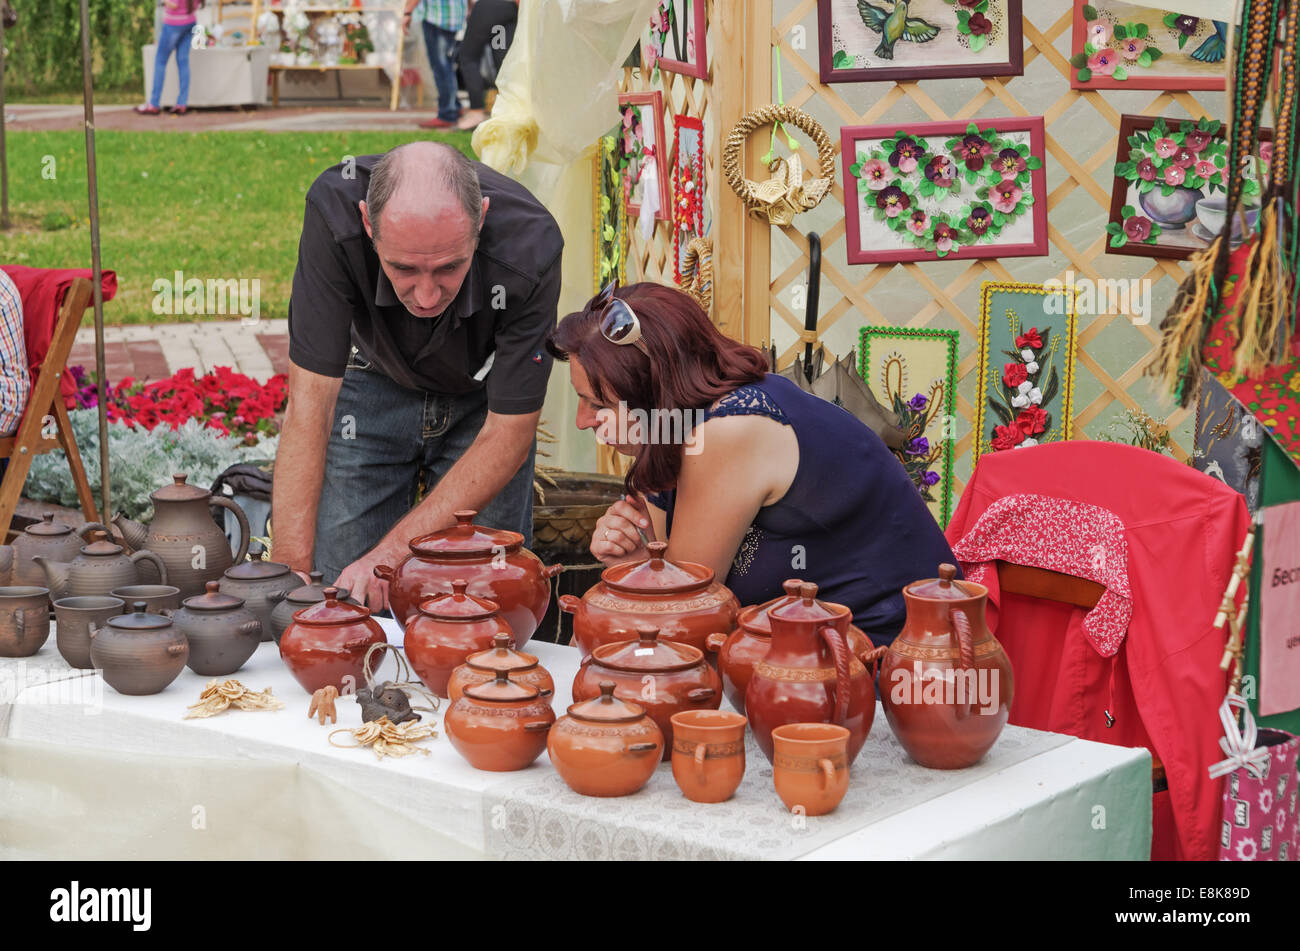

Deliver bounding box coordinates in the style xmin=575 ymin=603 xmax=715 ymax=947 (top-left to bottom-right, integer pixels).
xmin=0 ymin=619 xmax=1152 ymax=860
xmin=142 ymin=45 xmax=270 ymax=108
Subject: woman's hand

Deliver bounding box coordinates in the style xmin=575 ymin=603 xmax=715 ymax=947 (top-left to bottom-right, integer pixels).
xmin=591 ymin=494 xmax=657 ymax=566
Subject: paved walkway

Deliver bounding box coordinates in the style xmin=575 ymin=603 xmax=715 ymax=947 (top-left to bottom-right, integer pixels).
xmin=4 ymin=102 xmax=453 ymax=133
xmin=68 ymin=320 xmax=290 ymax=384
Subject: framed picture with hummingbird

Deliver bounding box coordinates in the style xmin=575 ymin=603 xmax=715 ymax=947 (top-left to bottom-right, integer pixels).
xmin=818 ymin=0 xmax=1024 ymax=84
xmin=1069 ymin=1 xmax=1228 ymax=91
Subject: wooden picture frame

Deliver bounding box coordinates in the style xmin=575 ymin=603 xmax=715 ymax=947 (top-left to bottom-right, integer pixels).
xmin=818 ymin=0 xmax=1023 ymax=84
xmin=648 ymin=0 xmax=709 ymax=79
xmin=670 ymin=114 xmax=706 ymax=286
xmin=593 ymin=126 xmax=630 ymax=293
xmin=841 ymin=117 xmax=1048 ymax=266
xmin=617 ymin=91 xmax=672 ymax=222
xmin=1069 ymin=1 xmax=1227 ymax=92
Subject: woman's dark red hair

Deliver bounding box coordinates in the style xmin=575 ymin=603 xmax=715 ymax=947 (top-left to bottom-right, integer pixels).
xmin=548 ymin=282 xmax=769 ymax=497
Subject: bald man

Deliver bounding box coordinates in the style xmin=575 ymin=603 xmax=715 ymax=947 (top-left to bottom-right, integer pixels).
xmin=274 ymin=142 xmax=563 ymax=611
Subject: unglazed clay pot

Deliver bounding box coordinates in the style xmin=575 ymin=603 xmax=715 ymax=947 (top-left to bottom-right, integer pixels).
xmin=745 ymin=581 xmax=877 ymax=765
xmin=404 ymin=579 xmax=516 ymax=699
xmin=268 ymin=571 xmax=355 ymax=644
xmin=707 ymin=580 xmax=879 ymax=714
xmin=34 ymin=536 xmax=167 ymax=601
xmin=219 ymin=561 xmax=297 ymax=642
xmin=772 ymin=723 xmax=851 ymax=817
xmin=278 ymin=587 xmax=388 ymax=694
xmin=89 ymin=601 xmax=189 ymax=695
xmin=559 ymin=542 xmax=740 ymax=659
xmin=0 ymin=512 xmax=107 ymax=586
xmin=572 ymin=625 xmax=722 ymax=761
xmin=53 ymin=595 xmax=124 ymax=669
xmin=110 ymin=584 xmax=182 ymax=615
xmin=444 ymin=670 xmax=555 ymax=771
xmin=373 ymin=510 xmax=561 ymax=646
xmin=447 ymin=632 xmax=555 ymax=703
xmin=877 ymin=564 xmax=1014 ymax=769
xmin=0 ymin=586 xmax=52 ymax=657
xmin=670 ymin=710 xmax=747 ymax=803
xmin=547 ymin=682 xmax=664 ymax=797
xmin=169 ymin=581 xmax=263 ymax=676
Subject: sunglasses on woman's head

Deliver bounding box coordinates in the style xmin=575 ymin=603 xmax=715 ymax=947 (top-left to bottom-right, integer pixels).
xmin=594 ymin=282 xmax=649 ymax=356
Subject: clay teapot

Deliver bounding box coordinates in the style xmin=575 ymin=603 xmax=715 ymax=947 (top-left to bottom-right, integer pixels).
xmin=168 ymin=581 xmax=263 ymax=676
xmin=113 ymin=474 xmax=250 ymax=597
xmin=745 ymin=581 xmax=877 ymax=765
xmin=89 ymin=601 xmax=189 ymax=695
xmin=877 ymin=564 xmax=1014 ymax=769
xmin=444 ymin=670 xmax=556 ymax=772
xmin=447 ymin=632 xmax=555 ymax=703
xmin=219 ymin=560 xmax=297 ymax=641
xmin=279 ymin=587 xmax=388 ymax=694
xmin=34 ymin=535 xmax=168 ymax=601
xmin=373 ymin=510 xmax=561 ymax=646
xmin=547 ymin=682 xmax=664 ymax=797
xmin=404 ymin=579 xmax=517 ymax=699
xmin=0 ymin=513 xmax=107 ymax=586
xmin=268 ymin=571 xmax=355 ymax=644
xmin=559 ymin=542 xmax=740 ymax=659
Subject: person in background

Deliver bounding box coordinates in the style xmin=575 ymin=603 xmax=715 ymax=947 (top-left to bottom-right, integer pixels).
xmin=136 ymin=0 xmax=198 ymax=116
xmin=455 ymin=0 xmax=518 ymax=131
xmin=404 ymin=0 xmax=467 ymax=130
xmin=0 ymin=271 xmax=31 ymax=483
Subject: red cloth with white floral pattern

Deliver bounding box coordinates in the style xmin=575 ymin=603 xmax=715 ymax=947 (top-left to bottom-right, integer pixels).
xmin=946 ymin=442 xmax=1251 ymax=861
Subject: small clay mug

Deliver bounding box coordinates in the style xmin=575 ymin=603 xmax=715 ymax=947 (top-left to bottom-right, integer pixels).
xmin=771 ymin=723 xmax=851 ymax=817
xmin=670 ymin=710 xmax=747 ymax=803
xmin=0 ymin=586 xmax=52 ymax=657
xmin=111 ymin=584 xmax=182 ymax=614
xmin=53 ymin=595 xmax=125 ymax=668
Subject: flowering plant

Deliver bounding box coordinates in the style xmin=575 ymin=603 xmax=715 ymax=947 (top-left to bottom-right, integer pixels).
xmin=1071 ymin=5 xmax=1164 ymax=83
xmin=1113 ymin=116 xmax=1234 ymax=199
xmin=984 ymin=315 xmax=1061 ymax=452
xmin=890 ymin=389 xmax=945 ymax=502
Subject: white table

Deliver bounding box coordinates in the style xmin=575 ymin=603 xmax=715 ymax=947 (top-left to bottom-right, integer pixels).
xmin=0 ymin=619 xmax=1152 ymax=860
xmin=142 ymin=45 xmax=270 ymax=108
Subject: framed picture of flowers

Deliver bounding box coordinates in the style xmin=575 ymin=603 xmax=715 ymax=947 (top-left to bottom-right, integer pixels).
xmin=593 ymin=126 xmax=630 ymax=293
xmin=1106 ymin=114 xmax=1271 ymax=261
xmin=646 ymin=0 xmax=708 ymax=79
xmin=841 ymin=117 xmax=1047 ymax=266
xmin=973 ymin=281 xmax=1078 ymax=460
xmin=617 ymin=91 xmax=671 ymax=222
xmin=859 ymin=325 xmax=960 ymax=526
xmin=818 ymin=0 xmax=1024 ymax=84
xmin=1069 ymin=2 xmax=1227 ymax=91
xmin=670 ymin=114 xmax=707 ymax=286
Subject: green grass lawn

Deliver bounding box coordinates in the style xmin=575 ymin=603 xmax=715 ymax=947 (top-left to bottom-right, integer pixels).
xmin=2 ymin=129 xmax=474 ymax=323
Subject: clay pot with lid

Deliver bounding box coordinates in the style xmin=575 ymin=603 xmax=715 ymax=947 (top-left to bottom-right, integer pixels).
xmin=707 ymin=580 xmax=879 ymax=714
xmin=278 ymin=587 xmax=387 ymax=694
xmin=547 ymin=682 xmax=665 ymax=797
xmin=877 ymin=564 xmax=1014 ymax=770
xmin=745 ymin=581 xmax=877 ymax=765
xmin=268 ymin=571 xmax=355 ymax=644
xmin=373 ymin=510 xmax=560 ymax=646
xmin=219 ymin=561 xmax=297 ymax=642
xmin=571 ymin=625 xmax=722 ymax=761
xmin=169 ymin=581 xmax=263 ymax=676
xmin=89 ymin=601 xmax=189 ymax=695
xmin=559 ymin=542 xmax=740 ymax=659
xmin=0 ymin=512 xmax=107 ymax=586
xmin=404 ymin=579 xmax=516 ymax=699
xmin=444 ymin=670 xmax=556 ymax=771
xmin=112 ymin=473 xmax=250 ymax=597
xmin=447 ymin=632 xmax=555 ymax=703
xmin=34 ymin=535 xmax=167 ymax=601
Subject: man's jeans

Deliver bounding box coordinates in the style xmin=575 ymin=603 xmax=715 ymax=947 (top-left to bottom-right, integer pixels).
xmin=422 ymin=22 xmax=462 ymax=122
xmin=313 ymin=357 xmax=535 ymax=582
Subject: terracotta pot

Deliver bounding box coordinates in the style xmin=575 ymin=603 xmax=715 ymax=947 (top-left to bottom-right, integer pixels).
xmin=772 ymin=723 xmax=851 ymax=817
xmin=547 ymin=682 xmax=664 ymax=797
xmin=374 ymin=510 xmax=560 ymax=646
xmin=53 ymin=595 xmax=124 ymax=669
xmin=745 ymin=581 xmax=877 ymax=765
xmin=572 ymin=625 xmax=722 ymax=762
xmin=0 ymin=586 xmax=52 ymax=658
xmin=268 ymin=571 xmax=355 ymax=644
xmin=34 ymin=536 xmax=167 ymax=601
xmin=404 ymin=579 xmax=516 ymax=699
xmin=110 ymin=584 xmax=182 ymax=615
xmin=0 ymin=512 xmax=107 ymax=586
xmin=877 ymin=564 xmax=1013 ymax=769
xmin=444 ymin=670 xmax=555 ymax=771
xmin=707 ymin=580 xmax=878 ymax=714
xmin=559 ymin=542 xmax=740 ymax=659
xmin=220 ymin=561 xmax=297 ymax=642
xmin=169 ymin=581 xmax=263 ymax=676
xmin=112 ymin=473 xmax=250 ymax=597
xmin=447 ymin=631 xmax=554 ymax=703
xmin=670 ymin=710 xmax=747 ymax=803
xmin=89 ymin=601 xmax=189 ymax=695
xmin=279 ymin=587 xmax=388 ymax=694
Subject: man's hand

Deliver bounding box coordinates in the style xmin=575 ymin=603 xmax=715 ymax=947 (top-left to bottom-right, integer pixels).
xmin=335 ymin=541 xmax=406 ymax=615
xmin=592 ymin=494 xmax=657 ymax=566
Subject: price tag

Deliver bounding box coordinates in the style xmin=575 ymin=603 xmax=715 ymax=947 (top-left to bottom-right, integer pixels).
xmin=634 ymin=648 xmax=655 ymax=657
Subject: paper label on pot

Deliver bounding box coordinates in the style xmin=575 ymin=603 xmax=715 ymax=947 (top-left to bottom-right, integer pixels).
xmin=634 ymin=648 xmax=655 ymax=657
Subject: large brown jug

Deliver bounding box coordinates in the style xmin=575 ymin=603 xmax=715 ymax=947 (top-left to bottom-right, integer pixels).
xmin=877 ymin=564 xmax=1014 ymax=769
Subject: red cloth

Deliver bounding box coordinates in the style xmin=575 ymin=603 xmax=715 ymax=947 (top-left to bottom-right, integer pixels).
xmin=946 ymin=442 xmax=1251 ymax=861
xmin=0 ymin=266 xmax=118 ymax=409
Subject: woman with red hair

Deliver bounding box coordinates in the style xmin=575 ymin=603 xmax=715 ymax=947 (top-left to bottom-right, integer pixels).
xmin=549 ymin=282 xmax=956 ymax=647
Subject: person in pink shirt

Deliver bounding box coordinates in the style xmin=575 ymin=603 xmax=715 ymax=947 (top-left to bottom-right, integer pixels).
xmin=136 ymin=0 xmax=199 ymax=116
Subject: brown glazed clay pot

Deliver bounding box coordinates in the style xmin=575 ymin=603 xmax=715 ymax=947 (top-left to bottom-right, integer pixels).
xmin=89 ymin=601 xmax=189 ymax=695
xmin=268 ymin=571 xmax=355 ymax=644
xmin=279 ymin=587 xmax=388 ymax=694
xmin=53 ymin=595 xmax=124 ymax=669
xmin=0 ymin=586 xmax=52 ymax=657
xmin=547 ymin=682 xmax=664 ymax=797
xmin=877 ymin=564 xmax=1014 ymax=769
xmin=670 ymin=710 xmax=747 ymax=804
xmin=707 ymin=580 xmax=878 ymax=714
xmin=404 ymin=579 xmax=516 ymax=699
xmin=444 ymin=670 xmax=556 ymax=771
xmin=1 ymin=512 xmax=107 ymax=586
xmin=745 ymin=581 xmax=877 ymax=766
xmin=771 ymin=723 xmax=851 ymax=817
xmin=572 ymin=625 xmax=722 ymax=762
xmin=559 ymin=542 xmax=740 ymax=659
xmin=34 ymin=537 xmax=167 ymax=601
xmin=447 ymin=632 xmax=555 ymax=703
xmin=219 ymin=561 xmax=297 ymax=642
xmin=169 ymin=581 xmax=263 ymax=676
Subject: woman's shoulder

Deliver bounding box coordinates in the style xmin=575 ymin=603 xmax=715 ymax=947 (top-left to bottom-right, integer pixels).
xmin=705 ymin=374 xmax=792 ymax=425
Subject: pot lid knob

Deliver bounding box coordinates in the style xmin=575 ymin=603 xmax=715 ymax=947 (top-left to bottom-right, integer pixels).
xmin=647 ymin=541 xmax=667 ymax=567
xmin=493 ymin=632 xmax=512 ymax=652
xmin=598 ymin=681 xmax=617 ymax=701
xmin=322 ymin=586 xmax=339 ymax=605
xmin=798 ymin=581 xmax=819 ymax=604
xmin=452 ymin=578 xmax=469 ymax=598
xmin=42 ymin=512 xmax=55 ymax=524
xmin=452 ymin=510 xmax=477 ymax=533
xmin=206 ymin=581 xmax=220 ymax=594
xmin=636 ymin=625 xmax=660 ymax=645
xmin=309 ymin=570 xmax=323 ymax=583
xmin=782 ymin=579 xmax=802 ymax=597
xmin=938 ymin=564 xmax=957 ymax=587
xmin=173 ymin=473 xmax=188 ymax=486
xmin=133 ymin=601 xmax=148 ymax=614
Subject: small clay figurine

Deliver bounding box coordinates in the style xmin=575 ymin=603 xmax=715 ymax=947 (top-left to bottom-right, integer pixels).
xmin=356 ymin=684 xmax=420 ymax=725
xmin=308 ymin=685 xmax=339 ymax=725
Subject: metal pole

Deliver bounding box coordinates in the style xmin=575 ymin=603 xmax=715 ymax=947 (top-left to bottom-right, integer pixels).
xmin=78 ymin=0 xmax=111 ymax=522
xmin=1 ymin=14 xmax=9 ymax=230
